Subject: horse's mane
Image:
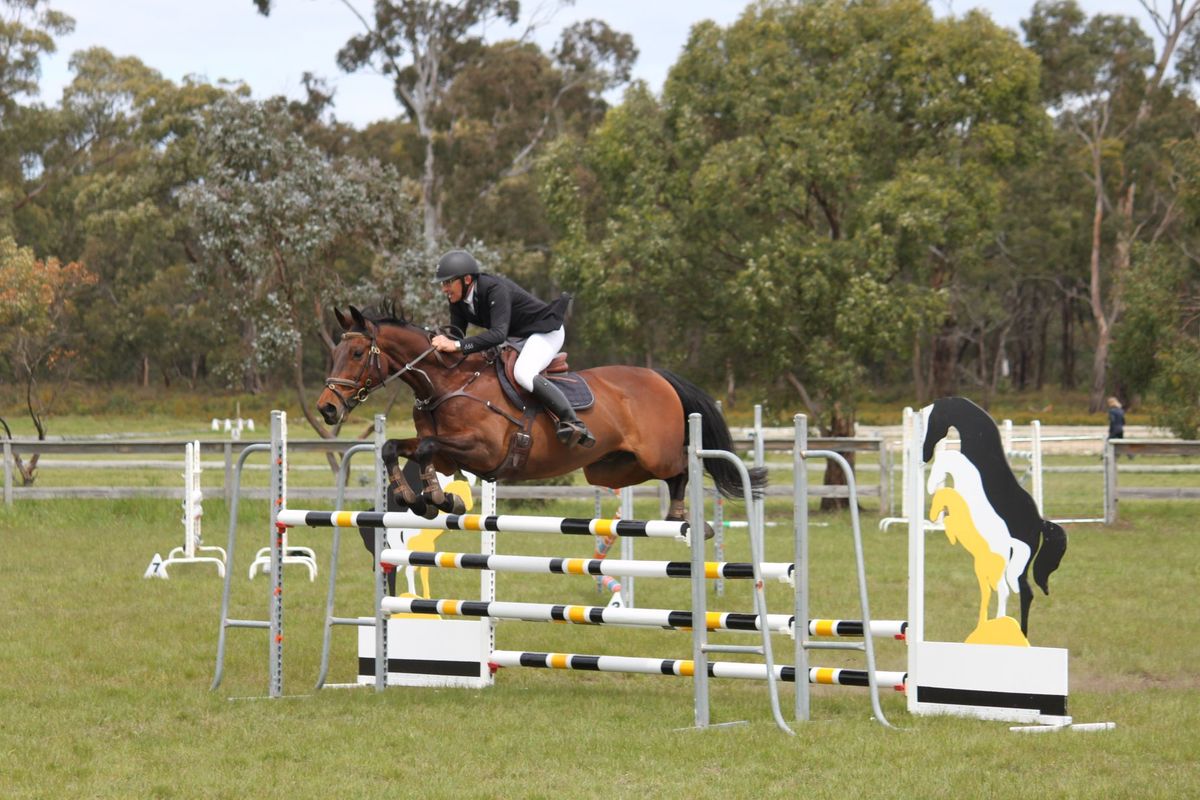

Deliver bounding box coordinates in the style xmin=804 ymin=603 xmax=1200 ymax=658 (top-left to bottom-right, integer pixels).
xmin=361 ymin=299 xmax=411 ymax=327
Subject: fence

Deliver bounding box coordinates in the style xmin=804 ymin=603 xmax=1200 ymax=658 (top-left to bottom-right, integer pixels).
xmin=1104 ymin=439 xmax=1200 ymax=523
xmin=8 ymin=430 xmax=1198 ymax=521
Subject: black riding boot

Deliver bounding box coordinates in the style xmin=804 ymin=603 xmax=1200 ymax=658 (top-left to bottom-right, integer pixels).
xmin=531 ymin=375 xmax=595 ymax=448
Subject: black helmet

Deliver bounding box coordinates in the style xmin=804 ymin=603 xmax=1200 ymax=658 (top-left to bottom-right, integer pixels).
xmin=433 ymin=250 xmax=480 ymax=283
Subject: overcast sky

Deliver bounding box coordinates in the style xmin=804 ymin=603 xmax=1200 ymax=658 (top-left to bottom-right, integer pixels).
xmin=36 ymin=0 xmax=1160 ymax=129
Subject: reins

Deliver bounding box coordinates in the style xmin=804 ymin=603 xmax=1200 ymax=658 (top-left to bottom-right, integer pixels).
xmin=325 ymin=329 xmax=437 ymax=418
xmin=326 ymin=324 xmax=522 ymax=428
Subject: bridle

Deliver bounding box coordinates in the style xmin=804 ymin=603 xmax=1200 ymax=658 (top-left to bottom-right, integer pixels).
xmin=323 ymin=328 xmax=438 ymax=420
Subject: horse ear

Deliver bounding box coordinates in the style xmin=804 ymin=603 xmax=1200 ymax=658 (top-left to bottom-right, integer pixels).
xmin=334 ymin=308 xmax=350 ymax=330
xmin=349 ymin=305 xmax=366 ymax=328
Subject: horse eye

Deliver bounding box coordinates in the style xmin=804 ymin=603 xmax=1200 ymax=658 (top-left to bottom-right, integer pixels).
xmin=351 ymin=349 xmax=364 ymax=358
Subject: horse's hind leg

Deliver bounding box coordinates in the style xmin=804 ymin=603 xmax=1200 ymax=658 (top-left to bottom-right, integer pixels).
xmin=663 ymin=473 xmax=714 ymax=540
xmin=664 ymin=473 xmax=687 ymax=521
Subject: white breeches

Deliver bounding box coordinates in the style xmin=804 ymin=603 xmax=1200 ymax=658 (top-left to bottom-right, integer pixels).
xmin=513 ymin=326 xmax=565 ymax=391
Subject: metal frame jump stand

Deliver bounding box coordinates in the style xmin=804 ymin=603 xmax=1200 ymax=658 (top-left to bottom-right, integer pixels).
xmin=211 ymin=410 xmax=287 ymax=698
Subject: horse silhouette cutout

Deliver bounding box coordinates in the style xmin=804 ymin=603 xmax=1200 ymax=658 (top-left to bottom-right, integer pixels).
xmin=921 ymin=397 xmax=1067 ymax=635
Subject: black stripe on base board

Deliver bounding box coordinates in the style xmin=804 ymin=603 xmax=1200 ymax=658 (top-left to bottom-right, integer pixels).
xmin=917 ymin=685 xmax=1067 ymax=717
xmin=358 ymin=657 xmax=483 ymax=678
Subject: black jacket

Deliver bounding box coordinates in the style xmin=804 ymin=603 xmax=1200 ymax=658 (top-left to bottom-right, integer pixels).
xmin=450 ymin=273 xmax=569 ymax=355
xmin=1108 ymin=407 xmax=1125 ymax=438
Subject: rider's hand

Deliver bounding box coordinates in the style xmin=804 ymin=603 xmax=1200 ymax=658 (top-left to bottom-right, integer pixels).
xmin=431 ymin=334 xmax=460 ymax=353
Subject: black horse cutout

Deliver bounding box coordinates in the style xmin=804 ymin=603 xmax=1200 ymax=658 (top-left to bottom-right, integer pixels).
xmin=921 ymin=397 xmax=1068 ymax=635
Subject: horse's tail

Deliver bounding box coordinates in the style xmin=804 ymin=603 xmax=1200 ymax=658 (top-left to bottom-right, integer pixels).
xmin=1031 ymin=519 xmax=1067 ymax=595
xmin=655 ymin=369 xmax=768 ymax=500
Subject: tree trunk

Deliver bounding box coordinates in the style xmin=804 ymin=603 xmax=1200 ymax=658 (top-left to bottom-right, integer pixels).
xmin=1035 ymin=306 xmax=1048 ymax=391
xmin=930 ymin=324 xmax=957 ymax=399
xmin=242 ymin=317 xmax=260 ymax=393
xmin=724 ymin=358 xmax=736 ymax=409
xmin=911 ymin=334 xmax=926 ymax=406
xmin=1060 ymin=292 xmax=1075 ymax=389
xmin=818 ymin=403 xmax=856 ymax=511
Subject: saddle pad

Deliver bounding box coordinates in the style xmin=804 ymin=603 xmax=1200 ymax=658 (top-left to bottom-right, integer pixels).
xmin=496 ymin=361 xmax=595 ymax=412
xmin=548 ymin=372 xmax=595 ymax=410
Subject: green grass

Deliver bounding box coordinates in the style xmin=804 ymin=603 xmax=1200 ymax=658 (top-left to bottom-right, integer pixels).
xmin=2 ymin=469 xmax=1198 ymax=798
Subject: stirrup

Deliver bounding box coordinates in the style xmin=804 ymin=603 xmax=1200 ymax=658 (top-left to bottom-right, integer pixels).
xmin=556 ymin=420 xmax=595 ymax=448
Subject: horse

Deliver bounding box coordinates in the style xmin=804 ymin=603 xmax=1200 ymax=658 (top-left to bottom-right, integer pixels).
xmin=921 ymin=397 xmax=1067 ymax=635
xmin=319 ymin=304 xmax=765 ymax=527
xmin=927 ymin=450 xmax=1032 ymax=620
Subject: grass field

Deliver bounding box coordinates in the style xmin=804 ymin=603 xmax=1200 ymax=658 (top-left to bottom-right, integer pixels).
xmin=2 ymin=504 xmax=1198 ymax=797
xmin=2 ymin=412 xmax=1199 ymax=798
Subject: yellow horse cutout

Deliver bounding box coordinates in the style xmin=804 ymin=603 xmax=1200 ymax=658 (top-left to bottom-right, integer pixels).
xmin=929 ymin=487 xmax=1029 ymax=647
xmin=395 ymin=479 xmax=474 ymax=601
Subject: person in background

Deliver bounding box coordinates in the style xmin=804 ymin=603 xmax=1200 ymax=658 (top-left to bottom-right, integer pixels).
xmin=1107 ymin=396 xmax=1125 ymax=441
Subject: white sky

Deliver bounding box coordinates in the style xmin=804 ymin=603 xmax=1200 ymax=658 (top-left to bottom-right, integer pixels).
xmin=35 ymin=0 xmax=1161 ymax=129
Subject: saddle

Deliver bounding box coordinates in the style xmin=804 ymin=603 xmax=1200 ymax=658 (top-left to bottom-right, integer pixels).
xmin=496 ymin=347 xmax=595 ymax=412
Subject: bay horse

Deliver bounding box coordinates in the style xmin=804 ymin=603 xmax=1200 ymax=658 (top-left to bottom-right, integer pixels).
xmin=317 ymin=305 xmax=765 ymax=525
xmin=921 ymin=397 xmax=1067 ymax=635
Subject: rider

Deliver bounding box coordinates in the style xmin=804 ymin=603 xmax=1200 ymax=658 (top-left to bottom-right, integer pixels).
xmin=429 ymin=249 xmax=595 ymax=448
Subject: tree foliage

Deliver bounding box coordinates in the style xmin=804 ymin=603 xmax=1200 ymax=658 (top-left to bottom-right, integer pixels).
xmin=0 ymin=236 xmax=95 ymax=479
xmin=179 ymin=96 xmax=418 ymax=433
xmin=543 ymin=0 xmax=1045 ymax=433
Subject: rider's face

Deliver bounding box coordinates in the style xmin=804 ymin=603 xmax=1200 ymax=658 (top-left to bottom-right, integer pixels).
xmin=442 ymin=276 xmax=469 ymax=303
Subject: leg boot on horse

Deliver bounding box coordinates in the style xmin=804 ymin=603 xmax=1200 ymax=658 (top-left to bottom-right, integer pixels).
xmin=531 ymin=375 xmax=595 ymax=448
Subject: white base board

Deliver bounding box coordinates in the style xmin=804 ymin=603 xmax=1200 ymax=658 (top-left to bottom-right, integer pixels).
xmin=357 ymin=616 xmax=493 ymax=689
xmin=909 ymin=640 xmax=1070 ymax=725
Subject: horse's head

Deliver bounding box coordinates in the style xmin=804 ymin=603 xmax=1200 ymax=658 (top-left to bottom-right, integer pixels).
xmin=318 ymin=306 xmax=384 ymax=425
xmin=318 ymin=304 xmax=441 ymax=425
xmin=922 ymin=397 xmax=993 ymax=462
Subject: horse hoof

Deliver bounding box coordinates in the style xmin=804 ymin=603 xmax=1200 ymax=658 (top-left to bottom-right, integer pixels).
xmin=402 ymin=496 xmax=430 ymax=518
xmin=439 ymin=494 xmax=466 ymax=515
xmin=667 ymin=514 xmax=715 ymax=541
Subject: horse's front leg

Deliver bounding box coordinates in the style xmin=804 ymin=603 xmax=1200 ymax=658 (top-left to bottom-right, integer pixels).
xmin=380 ymin=438 xmax=429 ymax=516
xmin=414 ymin=438 xmax=467 ymax=516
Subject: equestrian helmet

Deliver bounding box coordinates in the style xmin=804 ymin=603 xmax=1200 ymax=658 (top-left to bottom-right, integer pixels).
xmin=433 ymin=250 xmax=480 ymax=283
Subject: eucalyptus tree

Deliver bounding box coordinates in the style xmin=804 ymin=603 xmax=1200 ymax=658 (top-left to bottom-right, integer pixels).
xmin=180 ymin=96 xmax=418 ymax=434
xmin=543 ymin=0 xmax=1045 ymax=439
xmin=255 ymin=0 xmax=635 ymax=259
xmin=1110 ymin=133 xmax=1200 ymax=436
xmin=1023 ymin=0 xmax=1200 ymax=411
xmin=0 ymin=0 xmax=73 ymax=233
xmin=0 ymin=236 xmax=95 ymax=480
xmin=14 ymin=48 xmax=233 ymax=385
